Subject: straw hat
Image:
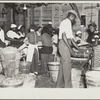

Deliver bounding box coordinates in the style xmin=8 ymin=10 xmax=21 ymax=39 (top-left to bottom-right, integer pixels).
xmin=68 ymin=10 xmax=77 ymax=16
xmin=10 ymin=24 xmax=17 ymax=28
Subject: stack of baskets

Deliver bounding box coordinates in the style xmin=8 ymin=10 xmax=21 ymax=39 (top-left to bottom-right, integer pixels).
xmin=86 ymin=71 xmax=100 ymax=88
xmin=19 ymin=61 xmax=31 ymax=74
xmin=48 ymin=62 xmax=60 ymax=82
xmin=1 ymin=47 xmax=21 ymax=78
xmin=93 ymin=45 xmax=100 ymax=69
xmin=71 ymin=68 xmax=82 ymax=88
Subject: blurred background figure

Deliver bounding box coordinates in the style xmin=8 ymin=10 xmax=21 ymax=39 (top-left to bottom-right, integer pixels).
xmin=75 ymin=30 xmax=88 ymax=46
xmin=18 ymin=24 xmax=39 ymax=74
xmin=46 ymin=21 xmax=54 ymax=37
xmin=6 ymin=24 xmax=24 ymax=48
xmin=6 ymin=24 xmax=20 ymax=39
xmin=86 ymin=22 xmax=97 ymax=44
xmin=36 ymin=26 xmax=42 ymax=37
xmin=52 ymin=28 xmax=59 ymax=61
xmin=38 ymin=26 xmax=53 ymax=75
xmin=36 ymin=26 xmax=43 ymax=62
xmin=26 ymin=24 xmax=39 ymax=73
xmin=17 ymin=25 xmax=25 ymax=38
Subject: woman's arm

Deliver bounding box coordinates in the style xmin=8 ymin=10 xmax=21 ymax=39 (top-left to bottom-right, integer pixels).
xmin=62 ymin=32 xmax=76 ymax=56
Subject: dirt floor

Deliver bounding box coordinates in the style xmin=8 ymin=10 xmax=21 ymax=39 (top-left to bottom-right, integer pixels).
xmin=35 ymin=75 xmax=56 ymax=88
xmin=35 ymin=60 xmax=86 ymax=88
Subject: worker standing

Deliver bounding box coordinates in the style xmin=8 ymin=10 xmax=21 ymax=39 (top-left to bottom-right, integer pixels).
xmin=56 ymin=10 xmax=80 ymax=88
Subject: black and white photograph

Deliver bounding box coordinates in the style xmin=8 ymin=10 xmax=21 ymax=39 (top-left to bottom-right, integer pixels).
xmin=0 ymin=0 xmax=100 ymax=99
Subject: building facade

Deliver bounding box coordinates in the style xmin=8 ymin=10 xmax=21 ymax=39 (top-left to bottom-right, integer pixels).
xmin=0 ymin=3 xmax=99 ymax=37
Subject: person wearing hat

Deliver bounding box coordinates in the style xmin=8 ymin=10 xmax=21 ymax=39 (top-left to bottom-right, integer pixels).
xmin=6 ymin=24 xmax=21 ymax=39
xmin=18 ymin=24 xmax=39 ymax=74
xmin=56 ymin=10 xmax=80 ymax=88
xmin=6 ymin=24 xmax=24 ymax=48
xmin=46 ymin=21 xmax=53 ymax=37
xmin=36 ymin=26 xmax=42 ymax=37
xmin=75 ymin=31 xmax=88 ymax=46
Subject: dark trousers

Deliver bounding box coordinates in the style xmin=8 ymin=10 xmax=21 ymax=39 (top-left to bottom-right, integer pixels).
xmin=41 ymin=54 xmax=54 ymax=74
xmin=39 ymin=46 xmax=53 ymax=74
xmin=56 ymin=40 xmax=72 ymax=88
xmin=30 ymin=48 xmax=39 ymax=73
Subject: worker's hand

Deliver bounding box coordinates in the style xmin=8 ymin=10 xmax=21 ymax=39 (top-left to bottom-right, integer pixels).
xmin=76 ymin=40 xmax=81 ymax=44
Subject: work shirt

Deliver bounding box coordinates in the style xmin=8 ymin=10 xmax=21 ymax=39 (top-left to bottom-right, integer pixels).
xmin=38 ymin=33 xmax=52 ymax=47
xmin=26 ymin=32 xmax=38 ymax=45
xmin=59 ymin=18 xmax=74 ymax=39
xmin=6 ymin=30 xmax=21 ymax=39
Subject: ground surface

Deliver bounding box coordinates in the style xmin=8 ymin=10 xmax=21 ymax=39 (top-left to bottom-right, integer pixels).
xmin=35 ymin=60 xmax=86 ymax=88
xmin=35 ymin=75 xmax=56 ymax=88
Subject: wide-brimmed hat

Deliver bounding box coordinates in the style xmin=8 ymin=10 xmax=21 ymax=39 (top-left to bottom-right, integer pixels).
xmin=68 ymin=10 xmax=77 ymax=17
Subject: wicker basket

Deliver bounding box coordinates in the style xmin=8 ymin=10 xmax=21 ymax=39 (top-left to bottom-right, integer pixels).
xmin=1 ymin=47 xmax=21 ymax=78
xmin=0 ymin=78 xmax=23 ymax=88
xmin=48 ymin=62 xmax=60 ymax=82
xmin=19 ymin=61 xmax=31 ymax=74
xmin=86 ymin=71 xmax=100 ymax=88
xmin=93 ymin=45 xmax=100 ymax=69
xmin=71 ymin=68 xmax=82 ymax=88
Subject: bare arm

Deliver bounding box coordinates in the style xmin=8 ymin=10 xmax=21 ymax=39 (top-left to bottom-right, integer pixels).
xmin=71 ymin=39 xmax=80 ymax=50
xmin=62 ymin=32 xmax=80 ymax=51
xmin=62 ymin=32 xmax=72 ymax=50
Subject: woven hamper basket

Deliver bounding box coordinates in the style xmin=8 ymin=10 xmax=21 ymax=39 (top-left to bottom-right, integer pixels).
xmin=1 ymin=47 xmax=21 ymax=78
xmin=86 ymin=71 xmax=100 ymax=88
xmin=93 ymin=45 xmax=100 ymax=69
xmin=71 ymin=68 xmax=82 ymax=88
